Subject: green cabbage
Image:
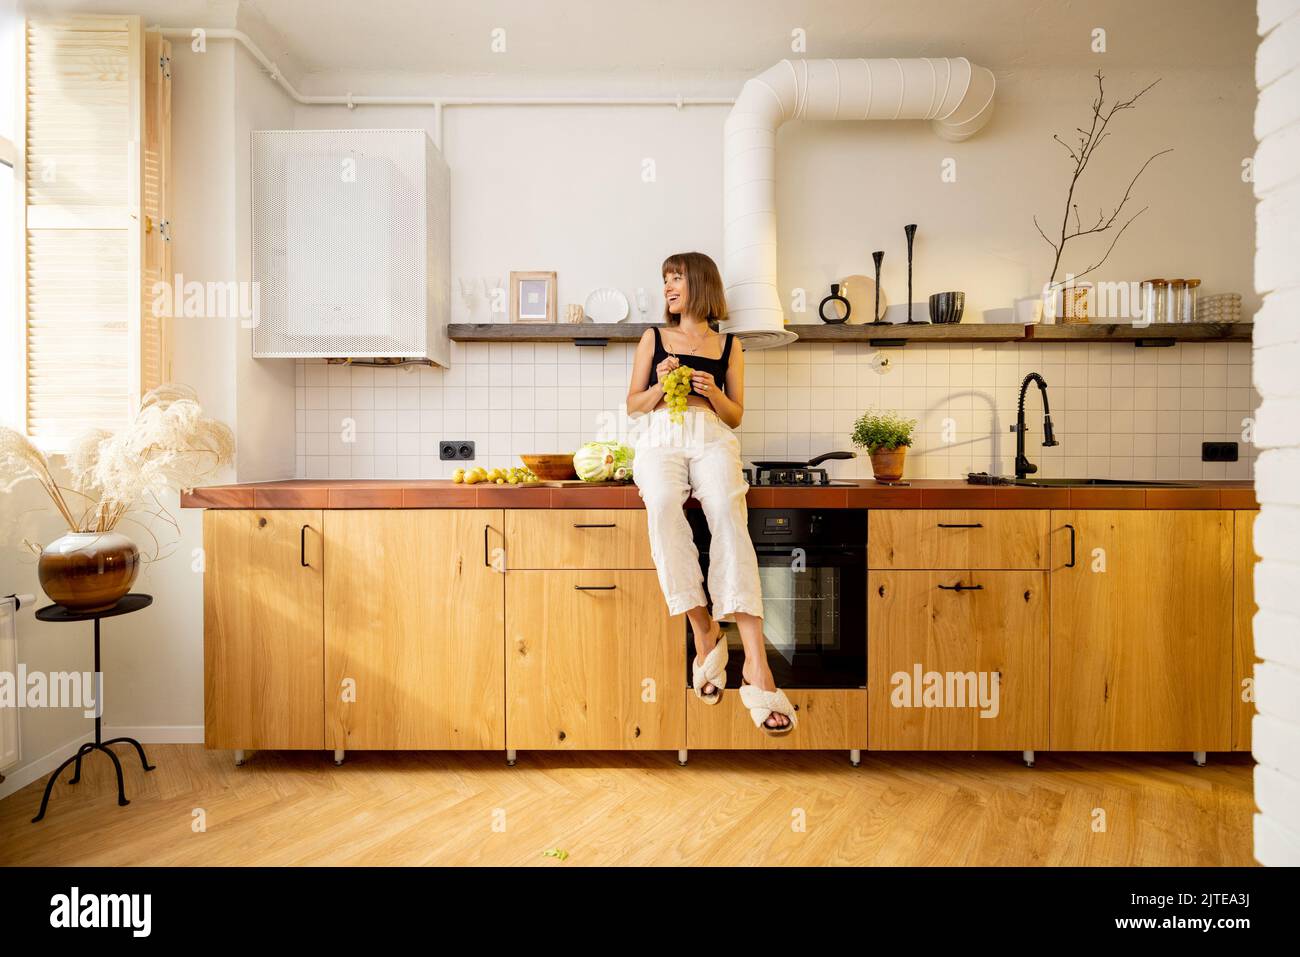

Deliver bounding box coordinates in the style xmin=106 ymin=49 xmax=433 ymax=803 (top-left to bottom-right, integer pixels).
xmin=573 ymin=441 xmax=635 ymax=482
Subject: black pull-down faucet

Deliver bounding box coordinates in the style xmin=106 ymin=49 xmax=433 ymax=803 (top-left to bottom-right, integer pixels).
xmin=1011 ymin=373 xmax=1059 ymax=480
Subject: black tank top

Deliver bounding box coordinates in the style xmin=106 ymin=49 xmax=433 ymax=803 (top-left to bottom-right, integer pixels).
xmin=650 ymin=326 xmax=733 ymax=396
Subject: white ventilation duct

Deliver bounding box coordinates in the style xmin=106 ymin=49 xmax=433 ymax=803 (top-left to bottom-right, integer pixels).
xmin=722 ymin=58 xmax=997 ymax=349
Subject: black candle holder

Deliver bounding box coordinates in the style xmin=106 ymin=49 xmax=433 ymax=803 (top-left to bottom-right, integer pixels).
xmin=819 ymin=283 xmax=851 ymax=324
xmin=870 ymin=250 xmax=887 ymax=324
xmin=904 ymin=224 xmax=921 ymax=324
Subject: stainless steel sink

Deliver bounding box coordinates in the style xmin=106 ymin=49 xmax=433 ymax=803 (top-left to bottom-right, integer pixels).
xmin=966 ymin=472 xmax=1197 ymax=488
xmin=1015 ymin=477 xmax=1196 ymax=488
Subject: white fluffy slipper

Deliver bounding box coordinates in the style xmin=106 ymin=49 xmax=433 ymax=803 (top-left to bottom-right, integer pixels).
xmin=739 ymin=682 xmax=798 ymax=736
xmin=691 ymin=626 xmax=728 ymax=703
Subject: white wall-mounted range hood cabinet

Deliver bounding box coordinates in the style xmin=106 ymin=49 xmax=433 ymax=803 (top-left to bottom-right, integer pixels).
xmin=251 ymin=129 xmax=450 ymax=364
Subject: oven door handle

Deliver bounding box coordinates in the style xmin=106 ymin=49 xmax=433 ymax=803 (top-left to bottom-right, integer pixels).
xmin=751 ymin=546 xmax=866 ymax=558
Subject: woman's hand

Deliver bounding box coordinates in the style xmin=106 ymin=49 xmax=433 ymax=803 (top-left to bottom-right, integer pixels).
xmin=654 ymin=355 xmax=680 ymax=385
xmin=691 ymin=370 xmax=720 ymax=401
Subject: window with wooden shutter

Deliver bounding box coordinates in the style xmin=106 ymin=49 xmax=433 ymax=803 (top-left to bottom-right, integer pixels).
xmin=18 ymin=14 xmax=171 ymax=446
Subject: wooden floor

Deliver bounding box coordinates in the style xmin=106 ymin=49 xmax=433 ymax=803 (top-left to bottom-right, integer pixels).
xmin=0 ymin=745 xmax=1256 ymax=866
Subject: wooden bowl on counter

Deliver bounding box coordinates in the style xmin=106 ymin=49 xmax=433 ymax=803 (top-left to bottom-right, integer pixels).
xmin=520 ymin=453 xmax=577 ymax=481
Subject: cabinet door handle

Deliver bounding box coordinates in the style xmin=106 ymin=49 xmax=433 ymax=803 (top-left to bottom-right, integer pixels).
xmin=300 ymin=525 xmax=310 ymax=567
xmin=573 ymin=523 xmax=617 ymax=528
xmin=574 ymin=584 xmax=617 ymax=591
xmin=937 ymin=522 xmax=983 ymax=529
xmin=483 ymin=524 xmax=491 ymax=567
xmin=1064 ymin=523 xmax=1076 ymax=568
xmin=938 ymin=582 xmax=983 ymax=592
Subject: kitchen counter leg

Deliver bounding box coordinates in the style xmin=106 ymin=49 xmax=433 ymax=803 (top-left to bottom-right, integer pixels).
xmin=1022 ymin=750 xmax=1035 ymax=768
xmin=1192 ymin=751 xmax=1207 ymax=766
xmin=850 ymin=749 xmax=861 ymax=767
xmin=333 ymin=749 xmax=345 ymax=766
xmin=506 ymin=748 xmax=516 ymax=766
xmin=677 ymin=749 xmax=688 ymax=766
xmin=234 ymin=749 xmax=245 ymax=767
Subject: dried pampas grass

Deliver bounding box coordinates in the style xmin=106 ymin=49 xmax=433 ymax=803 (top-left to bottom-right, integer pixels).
xmin=0 ymin=427 xmax=80 ymax=528
xmin=0 ymin=383 xmax=234 ymax=538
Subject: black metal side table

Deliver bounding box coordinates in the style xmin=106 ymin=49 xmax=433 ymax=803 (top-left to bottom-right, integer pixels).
xmin=31 ymin=593 xmax=156 ymax=823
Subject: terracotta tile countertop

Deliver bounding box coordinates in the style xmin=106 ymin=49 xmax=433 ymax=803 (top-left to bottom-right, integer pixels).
xmin=181 ymin=479 xmax=1257 ymax=511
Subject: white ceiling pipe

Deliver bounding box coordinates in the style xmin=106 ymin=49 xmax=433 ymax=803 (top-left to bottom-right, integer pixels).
xmin=154 ymin=27 xmax=733 ymax=148
xmin=723 ymin=58 xmax=996 ymax=349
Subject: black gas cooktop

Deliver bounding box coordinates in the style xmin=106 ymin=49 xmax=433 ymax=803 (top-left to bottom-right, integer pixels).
xmin=742 ymin=466 xmax=857 ymax=487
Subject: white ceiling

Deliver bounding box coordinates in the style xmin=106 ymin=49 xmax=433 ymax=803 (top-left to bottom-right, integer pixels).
xmin=243 ymin=0 xmax=1261 ymax=75
xmin=24 ymin=0 xmax=1259 ymax=82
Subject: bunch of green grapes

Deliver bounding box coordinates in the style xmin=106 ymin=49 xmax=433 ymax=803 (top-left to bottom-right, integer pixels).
xmin=662 ymin=364 xmax=695 ymax=424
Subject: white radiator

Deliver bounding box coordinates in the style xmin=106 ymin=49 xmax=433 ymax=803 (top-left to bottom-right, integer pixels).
xmin=0 ymin=594 xmax=27 ymax=774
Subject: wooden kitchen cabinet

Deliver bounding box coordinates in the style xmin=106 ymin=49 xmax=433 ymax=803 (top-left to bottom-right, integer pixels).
xmin=203 ymin=510 xmax=325 ymax=750
xmin=505 ymin=509 xmax=654 ymax=570
xmin=324 ymin=509 xmax=505 ymax=750
xmin=867 ymin=570 xmax=1047 ymax=750
xmin=1049 ymin=510 xmax=1233 ymax=751
xmin=869 ymin=510 xmax=1048 ymax=570
xmin=1233 ymin=510 xmax=1260 ymax=751
xmin=687 ymin=689 xmax=867 ymax=750
xmin=506 ymin=570 xmax=684 ymax=750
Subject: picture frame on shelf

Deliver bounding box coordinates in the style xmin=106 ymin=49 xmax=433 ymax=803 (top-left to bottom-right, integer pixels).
xmin=510 ymin=271 xmax=557 ymax=324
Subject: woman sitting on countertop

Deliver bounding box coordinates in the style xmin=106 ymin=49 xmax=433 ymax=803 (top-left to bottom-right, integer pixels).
xmin=624 ymin=251 xmax=795 ymax=735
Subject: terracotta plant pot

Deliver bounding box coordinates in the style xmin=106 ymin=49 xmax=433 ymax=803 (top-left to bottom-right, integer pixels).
xmin=38 ymin=531 xmax=140 ymax=612
xmin=870 ymin=447 xmax=907 ymax=482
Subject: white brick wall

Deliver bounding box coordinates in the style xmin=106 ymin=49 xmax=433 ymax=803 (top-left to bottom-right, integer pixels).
xmin=1253 ymin=0 xmax=1300 ymax=868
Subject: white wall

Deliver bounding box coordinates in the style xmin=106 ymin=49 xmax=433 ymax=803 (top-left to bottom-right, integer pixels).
xmin=170 ymin=39 xmax=237 ymax=426
xmin=1251 ymin=0 xmax=1300 ymax=868
xmin=292 ymin=60 xmax=1258 ymax=482
xmin=778 ymin=65 xmax=1257 ymax=320
xmin=294 ymin=63 xmax=1257 ymax=335
xmin=233 ymin=44 xmax=297 ymax=482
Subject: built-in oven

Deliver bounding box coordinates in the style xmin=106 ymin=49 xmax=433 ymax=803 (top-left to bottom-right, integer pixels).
xmin=686 ymin=508 xmax=867 ymax=690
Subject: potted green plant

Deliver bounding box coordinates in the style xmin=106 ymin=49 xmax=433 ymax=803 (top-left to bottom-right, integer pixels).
xmin=851 ymin=409 xmax=916 ymax=482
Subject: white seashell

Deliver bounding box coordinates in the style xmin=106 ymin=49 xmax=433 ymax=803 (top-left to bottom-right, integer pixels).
xmin=584 ymin=287 xmax=630 ymax=324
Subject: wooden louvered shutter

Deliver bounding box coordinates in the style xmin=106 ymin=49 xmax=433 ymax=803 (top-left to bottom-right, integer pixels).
xmin=140 ymin=29 xmax=172 ymax=393
xmin=20 ymin=14 xmax=170 ymax=445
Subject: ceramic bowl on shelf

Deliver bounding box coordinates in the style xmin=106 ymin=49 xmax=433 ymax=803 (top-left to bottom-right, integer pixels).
xmin=928 ymin=291 xmax=966 ymax=324
xmin=520 ymin=453 xmax=577 ymax=480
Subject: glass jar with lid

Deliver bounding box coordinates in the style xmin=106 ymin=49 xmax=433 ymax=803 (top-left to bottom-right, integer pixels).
xmin=1183 ymin=278 xmax=1201 ymax=323
xmin=1140 ymin=279 xmax=1168 ymax=326
xmin=1166 ymin=279 xmax=1186 ymax=325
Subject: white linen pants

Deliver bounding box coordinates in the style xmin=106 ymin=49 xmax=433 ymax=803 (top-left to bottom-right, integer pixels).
xmin=633 ymin=406 xmax=764 ymax=622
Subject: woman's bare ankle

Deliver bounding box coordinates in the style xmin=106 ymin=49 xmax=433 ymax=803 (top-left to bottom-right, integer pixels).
xmin=741 ymin=658 xmax=775 ymax=691
xmin=692 ymin=617 xmax=718 ymax=651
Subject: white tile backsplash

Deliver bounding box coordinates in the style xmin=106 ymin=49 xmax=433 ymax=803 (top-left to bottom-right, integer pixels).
xmin=294 ymin=336 xmax=1259 ymax=481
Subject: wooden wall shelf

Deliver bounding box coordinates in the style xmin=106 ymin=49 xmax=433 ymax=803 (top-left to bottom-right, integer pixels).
xmin=781 ymin=323 xmax=1025 ymax=343
xmin=446 ymin=322 xmax=1252 ymax=346
xmin=1026 ymin=322 xmax=1251 ymax=343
